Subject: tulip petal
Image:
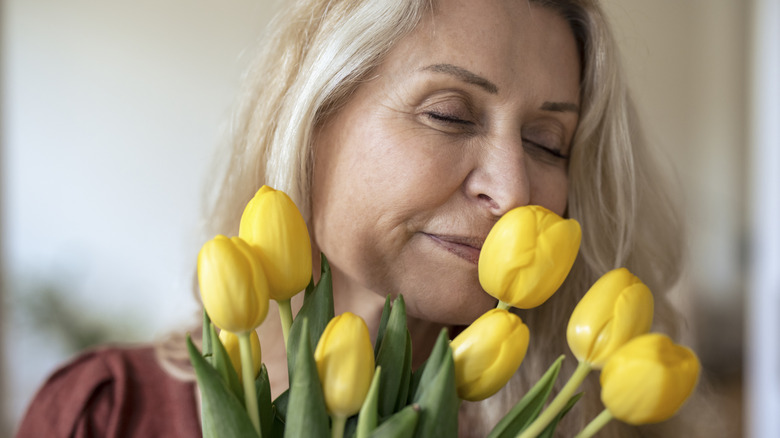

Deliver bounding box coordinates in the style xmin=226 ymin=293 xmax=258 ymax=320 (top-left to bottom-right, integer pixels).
xmin=451 ymin=309 xmax=529 ymax=401
xmin=600 ymin=334 xmax=700 ymax=425
xmin=566 ymin=268 xmax=654 ymax=368
xmin=314 ymin=312 xmax=375 ymax=417
xmin=198 ymin=236 xmax=270 ymax=334
xmin=239 ymin=186 xmax=312 ymax=301
xmin=598 ymin=283 xmax=653 ymax=363
xmin=479 ymin=206 xmax=581 ymax=309
xmin=219 ymin=329 xmax=263 ymax=384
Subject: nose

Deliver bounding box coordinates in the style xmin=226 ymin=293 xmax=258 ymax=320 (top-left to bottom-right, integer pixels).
xmin=463 ymin=139 xmax=531 ymax=217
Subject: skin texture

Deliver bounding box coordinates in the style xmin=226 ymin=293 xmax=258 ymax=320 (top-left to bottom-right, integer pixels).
xmin=311 ymin=0 xmax=580 ymax=326
xmin=260 ymin=0 xmax=582 ymax=398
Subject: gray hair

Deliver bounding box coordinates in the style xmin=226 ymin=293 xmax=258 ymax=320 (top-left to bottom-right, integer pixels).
xmin=195 ymin=1 xmax=687 ymax=435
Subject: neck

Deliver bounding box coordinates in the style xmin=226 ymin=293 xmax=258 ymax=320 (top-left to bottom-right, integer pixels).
xmin=327 ymin=262 xmax=448 ymax=370
xmin=260 ymin=257 xmax=450 ymax=398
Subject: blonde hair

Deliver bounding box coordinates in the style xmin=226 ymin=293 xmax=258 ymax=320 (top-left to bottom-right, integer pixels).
xmin=204 ymin=0 xmax=432 ymax=232
xmin=168 ymin=0 xmax=701 ymax=436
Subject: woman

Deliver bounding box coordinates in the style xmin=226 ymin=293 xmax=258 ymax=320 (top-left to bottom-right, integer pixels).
xmin=18 ymin=0 xmax=706 ymax=436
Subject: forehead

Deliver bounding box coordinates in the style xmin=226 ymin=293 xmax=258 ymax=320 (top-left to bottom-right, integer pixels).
xmin=382 ymin=0 xmax=581 ymax=105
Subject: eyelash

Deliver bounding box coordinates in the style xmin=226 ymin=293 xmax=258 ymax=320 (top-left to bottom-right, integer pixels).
xmin=523 ymin=139 xmax=569 ymax=160
xmin=424 ymin=111 xmax=473 ymax=125
xmin=424 ymin=111 xmax=569 ymax=161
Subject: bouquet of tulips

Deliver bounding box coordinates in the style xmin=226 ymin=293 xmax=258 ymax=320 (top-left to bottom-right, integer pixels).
xmin=187 ymin=185 xmax=700 ymax=438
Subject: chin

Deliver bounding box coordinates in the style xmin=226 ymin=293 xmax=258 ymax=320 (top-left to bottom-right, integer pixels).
xmin=402 ymin=284 xmax=498 ymax=326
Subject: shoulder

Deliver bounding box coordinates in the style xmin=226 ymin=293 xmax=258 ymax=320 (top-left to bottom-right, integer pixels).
xmin=15 ymin=345 xmax=201 ymax=438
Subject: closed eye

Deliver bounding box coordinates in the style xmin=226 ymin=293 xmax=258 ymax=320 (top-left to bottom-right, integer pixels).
xmin=425 ymin=111 xmax=474 ymax=126
xmin=523 ymin=139 xmax=569 ymax=160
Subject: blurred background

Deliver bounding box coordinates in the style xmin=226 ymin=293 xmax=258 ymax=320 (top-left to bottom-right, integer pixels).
xmin=1 ymin=0 xmax=777 ymax=436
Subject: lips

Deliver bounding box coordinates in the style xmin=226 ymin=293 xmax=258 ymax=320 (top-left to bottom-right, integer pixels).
xmin=424 ymin=233 xmax=485 ymax=264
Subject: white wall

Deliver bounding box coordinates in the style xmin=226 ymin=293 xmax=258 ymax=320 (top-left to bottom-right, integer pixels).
xmin=1 ymin=0 xmax=278 ymax=431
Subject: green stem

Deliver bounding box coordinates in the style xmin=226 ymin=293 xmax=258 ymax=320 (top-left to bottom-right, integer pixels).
xmin=238 ymin=332 xmax=261 ymax=437
xmin=497 ymin=300 xmax=512 ymax=310
xmin=331 ymin=415 xmax=347 ymax=438
xmin=574 ymin=409 xmax=613 ymax=438
xmin=278 ymin=299 xmax=293 ymax=347
xmin=517 ymin=360 xmax=592 ymax=438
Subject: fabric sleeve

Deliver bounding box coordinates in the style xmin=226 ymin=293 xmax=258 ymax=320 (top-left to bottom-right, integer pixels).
xmin=15 ymin=350 xmax=117 ymax=437
xmin=14 ymin=346 xmax=201 ymax=438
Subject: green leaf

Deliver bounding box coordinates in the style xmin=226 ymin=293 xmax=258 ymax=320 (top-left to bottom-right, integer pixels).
xmin=186 ymin=335 xmax=260 ymax=438
xmin=407 ymin=370 xmax=422 ymax=406
xmin=344 ymin=416 xmax=359 ymax=438
xmin=283 ymin=318 xmax=329 ymax=438
xmin=487 ymin=355 xmax=565 ymax=438
xmin=375 ymin=295 xmax=409 ymax=417
xmin=256 ymin=364 xmax=274 ymax=438
xmin=356 ymin=367 xmax=383 ymax=438
xmin=272 ymin=389 xmax=289 ymax=421
xmin=368 ymin=404 xmax=420 ymax=438
xmin=537 ymin=393 xmax=583 ymax=438
xmin=303 ymin=275 xmax=315 ymax=299
xmin=287 ymin=253 xmax=334 ymax=381
xmin=209 ymin=323 xmax=244 ymax=402
xmin=412 ymin=347 xmax=458 ymax=438
xmin=202 ymin=310 xmax=214 ymax=365
xmin=373 ymin=295 xmax=392 ymax=358
xmin=410 ymin=329 xmax=449 ymax=403
xmin=395 ymin=330 xmax=413 ymax=412
xmin=270 ymin=417 xmax=285 ymax=438
xmin=270 ymin=390 xmax=288 ymax=438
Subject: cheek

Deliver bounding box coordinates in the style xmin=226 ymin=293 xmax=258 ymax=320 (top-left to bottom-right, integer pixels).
xmin=529 ymin=166 xmax=569 ymax=215
xmin=311 ymin=118 xmax=454 ymax=267
xmin=321 ymin=119 xmax=461 ymax=218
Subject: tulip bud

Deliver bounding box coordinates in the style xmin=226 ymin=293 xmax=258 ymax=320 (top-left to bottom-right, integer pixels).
xmin=450 ymin=308 xmax=530 ymax=401
xmin=219 ymin=329 xmax=262 ymax=384
xmin=198 ymin=235 xmax=270 ymax=333
xmin=566 ymin=268 xmax=653 ymax=368
xmin=600 ymin=333 xmax=700 ymax=425
xmin=479 ymin=205 xmax=581 ymax=309
xmin=314 ymin=312 xmax=375 ymax=418
xmin=239 ymin=185 xmax=312 ymax=301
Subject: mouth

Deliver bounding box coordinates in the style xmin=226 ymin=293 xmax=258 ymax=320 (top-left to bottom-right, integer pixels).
xmin=424 ymin=233 xmax=484 ymax=265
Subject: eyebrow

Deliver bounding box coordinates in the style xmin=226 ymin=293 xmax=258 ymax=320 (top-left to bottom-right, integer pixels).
xmin=421 ymin=63 xmax=499 ymax=94
xmin=422 ymin=63 xmax=580 ymax=114
xmin=540 ymin=101 xmax=580 ymax=113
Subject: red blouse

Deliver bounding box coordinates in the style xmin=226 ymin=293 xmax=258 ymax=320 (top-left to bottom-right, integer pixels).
xmin=16 ymin=346 xmax=201 ymax=437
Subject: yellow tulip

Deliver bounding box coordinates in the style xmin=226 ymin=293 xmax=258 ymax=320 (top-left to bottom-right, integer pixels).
xmin=219 ymin=329 xmax=262 ymax=383
xmin=450 ymin=308 xmax=530 ymax=401
xmin=566 ymin=268 xmax=653 ymax=368
xmin=314 ymin=312 xmax=375 ymax=418
xmin=239 ymin=185 xmax=312 ymax=301
xmin=197 ymin=235 xmax=270 ymax=333
xmin=478 ymin=205 xmax=581 ymax=309
xmin=600 ymin=333 xmax=700 ymax=425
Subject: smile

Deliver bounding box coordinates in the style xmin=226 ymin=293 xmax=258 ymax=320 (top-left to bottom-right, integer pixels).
xmin=424 ymin=233 xmax=484 ymax=265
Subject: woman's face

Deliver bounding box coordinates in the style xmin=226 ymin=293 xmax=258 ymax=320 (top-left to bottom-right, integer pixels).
xmin=311 ymin=0 xmax=581 ymax=325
